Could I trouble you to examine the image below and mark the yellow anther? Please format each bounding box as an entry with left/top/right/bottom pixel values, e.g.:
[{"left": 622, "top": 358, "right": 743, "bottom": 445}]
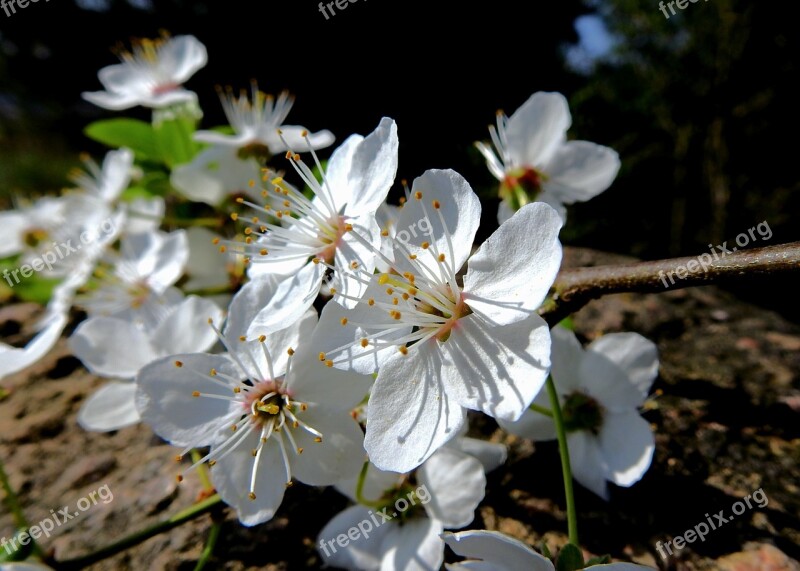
[
  {"left": 248, "top": 180, "right": 255, "bottom": 188},
  {"left": 192, "top": 391, "right": 200, "bottom": 397},
  {"left": 208, "top": 460, "right": 217, "bottom": 467},
  {"left": 432, "top": 199, "right": 441, "bottom": 209},
  {"left": 368, "top": 298, "right": 375, "bottom": 306},
  {"left": 176, "top": 475, "right": 183, "bottom": 483},
  {"left": 345, "top": 223, "right": 353, "bottom": 231},
  {"left": 297, "top": 447, "right": 304, "bottom": 454},
  {"left": 325, "top": 360, "right": 334, "bottom": 368},
  {"left": 381, "top": 230, "right": 389, "bottom": 237},
  {"left": 399, "top": 346, "right": 408, "bottom": 355},
  {"left": 230, "top": 213, "right": 239, "bottom": 221},
  {"left": 248, "top": 492, "right": 257, "bottom": 500},
  {"left": 319, "top": 352, "right": 326, "bottom": 361},
  {"left": 239, "top": 335, "right": 247, "bottom": 342},
  {"left": 408, "top": 287, "right": 418, "bottom": 296},
  {"left": 312, "top": 257, "right": 321, "bottom": 264},
  {"left": 244, "top": 227, "right": 253, "bottom": 235},
  {"left": 421, "top": 241, "right": 430, "bottom": 249},
  {"left": 402, "top": 293, "right": 410, "bottom": 300},
  {"left": 260, "top": 249, "right": 268, "bottom": 256},
  {"left": 175, "top": 360, "right": 183, "bottom": 367},
  {"left": 212, "top": 237, "right": 220, "bottom": 245},
  {"left": 219, "top": 246, "right": 227, "bottom": 253},
  {"left": 314, "top": 437, "right": 322, "bottom": 443},
  {"left": 350, "top": 261, "right": 359, "bottom": 269},
  {"left": 378, "top": 274, "right": 389, "bottom": 285},
  {"left": 409, "top": 254, "right": 417, "bottom": 260},
  {"left": 438, "top": 253, "right": 446, "bottom": 262},
  {"left": 360, "top": 338, "right": 369, "bottom": 348},
  {"left": 392, "top": 297, "right": 399, "bottom": 305},
  {"left": 386, "top": 287, "right": 394, "bottom": 295},
  {"left": 233, "top": 387, "right": 241, "bottom": 393},
  {"left": 258, "top": 335, "right": 266, "bottom": 342},
  {"left": 257, "top": 402, "right": 280, "bottom": 415},
  {"left": 340, "top": 317, "right": 348, "bottom": 326},
  {"left": 414, "top": 191, "right": 423, "bottom": 200},
  {"left": 287, "top": 348, "right": 295, "bottom": 356}
]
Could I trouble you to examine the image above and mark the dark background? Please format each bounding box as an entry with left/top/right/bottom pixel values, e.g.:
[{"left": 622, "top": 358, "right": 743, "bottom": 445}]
[{"left": 0, "top": 0, "right": 797, "bottom": 318}]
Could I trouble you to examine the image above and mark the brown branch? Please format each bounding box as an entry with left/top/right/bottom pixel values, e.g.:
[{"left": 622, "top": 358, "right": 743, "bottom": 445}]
[{"left": 539, "top": 241, "right": 800, "bottom": 327}]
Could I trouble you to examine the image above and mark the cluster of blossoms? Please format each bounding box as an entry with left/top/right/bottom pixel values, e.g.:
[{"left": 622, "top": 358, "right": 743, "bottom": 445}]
[{"left": 1, "top": 33, "right": 660, "bottom": 569}]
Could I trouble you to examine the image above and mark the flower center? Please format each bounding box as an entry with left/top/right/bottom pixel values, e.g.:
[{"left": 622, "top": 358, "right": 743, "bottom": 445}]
[
  {"left": 375, "top": 479, "right": 426, "bottom": 524},
  {"left": 237, "top": 142, "right": 272, "bottom": 162},
  {"left": 22, "top": 228, "right": 49, "bottom": 249},
  {"left": 243, "top": 379, "right": 297, "bottom": 429},
  {"left": 317, "top": 215, "right": 347, "bottom": 264},
  {"left": 562, "top": 391, "right": 604, "bottom": 434},
  {"left": 501, "top": 167, "right": 544, "bottom": 210}
]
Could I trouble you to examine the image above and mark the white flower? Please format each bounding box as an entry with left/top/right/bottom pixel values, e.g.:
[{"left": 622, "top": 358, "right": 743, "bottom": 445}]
[
  {"left": 69, "top": 295, "right": 223, "bottom": 432},
  {"left": 443, "top": 530, "right": 555, "bottom": 571},
  {"left": 315, "top": 169, "right": 562, "bottom": 472},
  {"left": 136, "top": 282, "right": 371, "bottom": 526},
  {"left": 475, "top": 91, "right": 620, "bottom": 223},
  {"left": 195, "top": 83, "right": 334, "bottom": 156},
  {"left": 318, "top": 438, "right": 499, "bottom": 571},
  {"left": 499, "top": 326, "right": 659, "bottom": 499},
  {"left": 444, "top": 530, "right": 656, "bottom": 570},
  {"left": 223, "top": 117, "right": 398, "bottom": 332},
  {"left": 82, "top": 34, "right": 207, "bottom": 111},
  {"left": 78, "top": 229, "right": 189, "bottom": 330}
]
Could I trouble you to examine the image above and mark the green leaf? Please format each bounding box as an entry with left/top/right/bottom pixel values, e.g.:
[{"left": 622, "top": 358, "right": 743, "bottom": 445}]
[
  {"left": 154, "top": 116, "right": 199, "bottom": 168},
  {"left": 85, "top": 119, "right": 160, "bottom": 160},
  {"left": 556, "top": 544, "right": 585, "bottom": 571},
  {"left": 13, "top": 274, "right": 59, "bottom": 304},
  {"left": 540, "top": 541, "right": 553, "bottom": 560},
  {"left": 558, "top": 316, "right": 576, "bottom": 331}
]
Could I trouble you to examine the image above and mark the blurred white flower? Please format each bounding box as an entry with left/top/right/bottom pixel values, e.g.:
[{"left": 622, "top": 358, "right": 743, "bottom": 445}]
[
  {"left": 443, "top": 529, "right": 555, "bottom": 571},
  {"left": 499, "top": 326, "right": 659, "bottom": 499},
  {"left": 82, "top": 34, "right": 207, "bottom": 111},
  {"left": 475, "top": 91, "right": 620, "bottom": 223}
]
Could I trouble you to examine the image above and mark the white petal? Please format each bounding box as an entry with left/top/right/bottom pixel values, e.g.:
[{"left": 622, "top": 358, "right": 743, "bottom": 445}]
[
  {"left": 183, "top": 227, "right": 232, "bottom": 291},
  {"left": 315, "top": 288, "right": 411, "bottom": 376},
  {"left": 69, "top": 317, "right": 157, "bottom": 378},
  {"left": 599, "top": 412, "right": 654, "bottom": 488},
  {"left": 549, "top": 326, "right": 586, "bottom": 394},
  {"left": 225, "top": 268, "right": 321, "bottom": 341},
  {"left": 170, "top": 146, "right": 261, "bottom": 206},
  {"left": 146, "top": 230, "right": 189, "bottom": 292},
  {"left": 439, "top": 313, "right": 551, "bottom": 421},
  {"left": 418, "top": 448, "right": 485, "bottom": 528},
  {"left": 289, "top": 407, "right": 365, "bottom": 486},
  {"left": 448, "top": 437, "right": 508, "bottom": 473},
  {"left": 151, "top": 296, "right": 223, "bottom": 356},
  {"left": 587, "top": 333, "right": 659, "bottom": 400},
  {"left": 81, "top": 89, "right": 144, "bottom": 111},
  {"left": 380, "top": 518, "right": 444, "bottom": 571},
  {"left": 394, "top": 169, "right": 480, "bottom": 278},
  {"left": 365, "top": 341, "right": 466, "bottom": 473},
  {"left": 0, "top": 209, "right": 26, "bottom": 256},
  {"left": 123, "top": 196, "right": 165, "bottom": 234},
  {"left": 505, "top": 92, "right": 570, "bottom": 168},
  {"left": 78, "top": 381, "right": 140, "bottom": 432},
  {"left": 442, "top": 530, "right": 554, "bottom": 571},
  {"left": 0, "top": 312, "right": 67, "bottom": 380},
  {"left": 333, "top": 213, "right": 380, "bottom": 309},
  {"left": 318, "top": 505, "right": 391, "bottom": 570},
  {"left": 135, "top": 353, "right": 239, "bottom": 448},
  {"left": 288, "top": 325, "right": 373, "bottom": 406},
  {"left": 497, "top": 398, "right": 557, "bottom": 442},
  {"left": 94, "top": 148, "right": 134, "bottom": 202},
  {"left": 157, "top": 35, "right": 208, "bottom": 85},
  {"left": 464, "top": 202, "right": 562, "bottom": 325},
  {"left": 211, "top": 431, "right": 286, "bottom": 526},
  {"left": 568, "top": 432, "right": 609, "bottom": 500},
  {"left": 542, "top": 140, "right": 620, "bottom": 203},
  {"left": 325, "top": 117, "right": 398, "bottom": 218}
]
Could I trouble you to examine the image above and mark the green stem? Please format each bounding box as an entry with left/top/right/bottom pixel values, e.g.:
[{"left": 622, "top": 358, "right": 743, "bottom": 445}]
[
  {"left": 355, "top": 461, "right": 383, "bottom": 509},
  {"left": 193, "top": 521, "right": 222, "bottom": 571},
  {"left": 529, "top": 402, "right": 554, "bottom": 417},
  {"left": 545, "top": 376, "right": 579, "bottom": 546},
  {"left": 190, "top": 449, "right": 214, "bottom": 493},
  {"left": 0, "top": 457, "right": 43, "bottom": 557},
  {"left": 54, "top": 494, "right": 223, "bottom": 570},
  {"left": 183, "top": 285, "right": 235, "bottom": 297}
]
